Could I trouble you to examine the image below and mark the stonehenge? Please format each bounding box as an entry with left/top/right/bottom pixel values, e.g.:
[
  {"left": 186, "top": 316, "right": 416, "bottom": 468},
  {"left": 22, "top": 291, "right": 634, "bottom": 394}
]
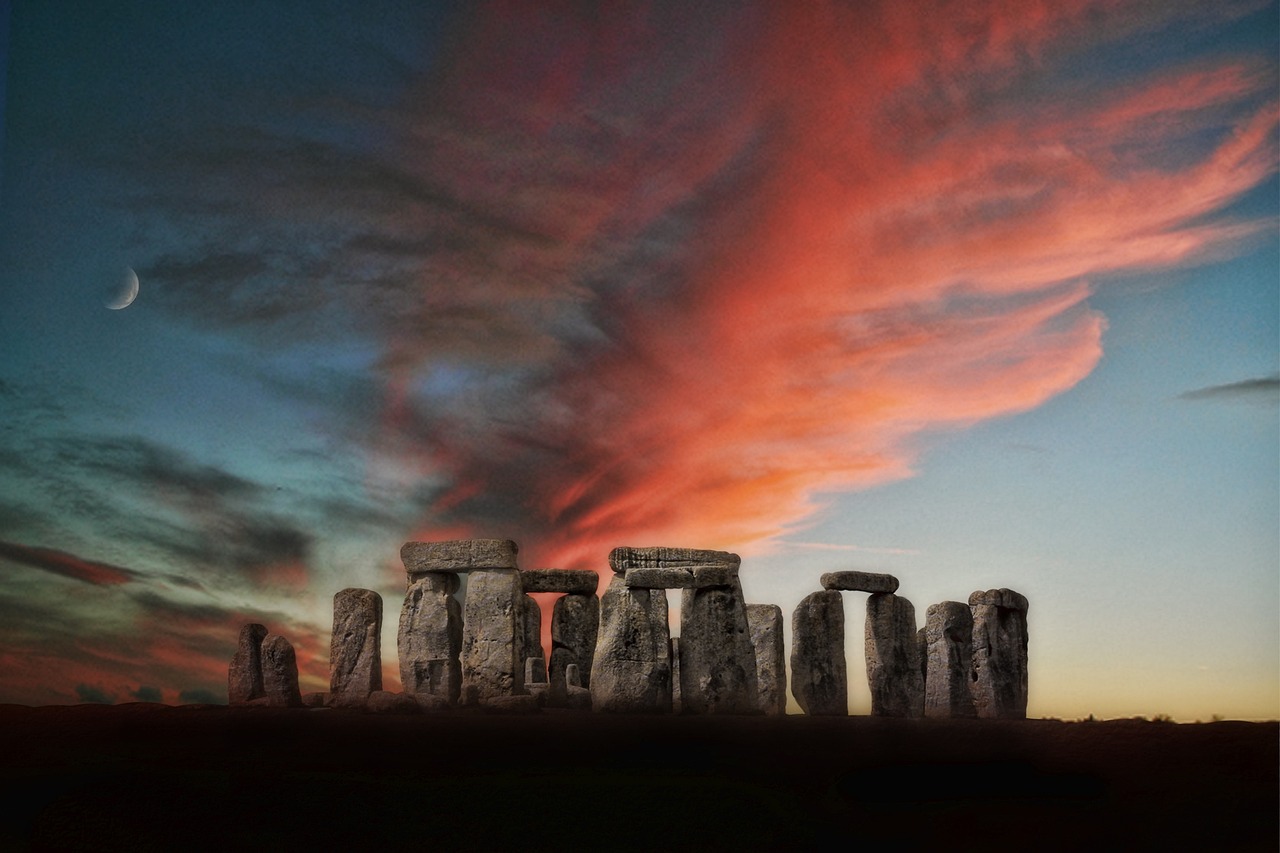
[{"left": 228, "top": 537, "right": 1029, "bottom": 720}]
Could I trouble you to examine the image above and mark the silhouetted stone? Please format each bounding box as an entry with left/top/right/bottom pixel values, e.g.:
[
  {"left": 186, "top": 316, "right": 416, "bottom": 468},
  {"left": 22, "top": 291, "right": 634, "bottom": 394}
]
[
  {"left": 330, "top": 588, "right": 382, "bottom": 704},
  {"left": 401, "top": 539, "right": 519, "bottom": 574},
  {"left": 261, "top": 634, "right": 302, "bottom": 708},
  {"left": 520, "top": 569, "right": 599, "bottom": 595},
  {"left": 398, "top": 573, "right": 462, "bottom": 704},
  {"left": 625, "top": 564, "right": 738, "bottom": 589},
  {"left": 746, "top": 604, "right": 786, "bottom": 715},
  {"left": 462, "top": 569, "right": 524, "bottom": 704},
  {"left": 228, "top": 623, "right": 268, "bottom": 705},
  {"left": 970, "top": 588, "right": 1029, "bottom": 719},
  {"left": 367, "top": 691, "right": 421, "bottom": 715},
  {"left": 924, "top": 601, "right": 975, "bottom": 719},
  {"left": 549, "top": 593, "right": 598, "bottom": 692},
  {"left": 608, "top": 546, "right": 740, "bottom": 574},
  {"left": 865, "top": 593, "right": 924, "bottom": 718},
  {"left": 300, "top": 692, "right": 327, "bottom": 708},
  {"left": 679, "top": 580, "right": 758, "bottom": 714},
  {"left": 821, "top": 571, "right": 899, "bottom": 594},
  {"left": 917, "top": 627, "right": 928, "bottom": 688},
  {"left": 790, "top": 590, "right": 846, "bottom": 716},
  {"left": 590, "top": 575, "right": 671, "bottom": 712}
]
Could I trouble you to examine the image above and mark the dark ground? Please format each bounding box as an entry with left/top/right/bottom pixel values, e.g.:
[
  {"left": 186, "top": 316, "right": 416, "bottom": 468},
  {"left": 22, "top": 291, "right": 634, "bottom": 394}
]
[{"left": 0, "top": 704, "right": 1274, "bottom": 852}]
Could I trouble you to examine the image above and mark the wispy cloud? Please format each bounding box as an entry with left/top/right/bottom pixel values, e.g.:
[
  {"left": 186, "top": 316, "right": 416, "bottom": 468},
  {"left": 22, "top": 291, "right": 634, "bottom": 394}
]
[
  {"left": 1178, "top": 375, "right": 1280, "bottom": 404},
  {"left": 0, "top": 541, "right": 142, "bottom": 586}
]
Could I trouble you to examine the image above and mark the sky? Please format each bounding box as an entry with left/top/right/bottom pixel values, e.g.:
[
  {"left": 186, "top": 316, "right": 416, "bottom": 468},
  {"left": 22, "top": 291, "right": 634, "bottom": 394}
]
[{"left": 0, "top": 0, "right": 1275, "bottom": 720}]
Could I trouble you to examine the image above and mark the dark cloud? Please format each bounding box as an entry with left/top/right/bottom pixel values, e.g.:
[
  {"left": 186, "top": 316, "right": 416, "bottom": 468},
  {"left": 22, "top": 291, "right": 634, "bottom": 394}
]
[
  {"left": 130, "top": 685, "right": 163, "bottom": 702},
  {"left": 64, "top": 435, "right": 261, "bottom": 505},
  {"left": 75, "top": 684, "right": 115, "bottom": 704},
  {"left": 177, "top": 688, "right": 221, "bottom": 705},
  {"left": 1178, "top": 375, "right": 1280, "bottom": 404},
  {"left": 0, "top": 540, "right": 142, "bottom": 586}
]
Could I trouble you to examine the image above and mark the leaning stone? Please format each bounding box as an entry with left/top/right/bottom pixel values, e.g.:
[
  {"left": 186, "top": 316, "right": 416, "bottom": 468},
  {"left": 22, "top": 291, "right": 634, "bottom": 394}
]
[
  {"left": 549, "top": 593, "right": 598, "bottom": 692},
  {"left": 401, "top": 539, "right": 519, "bottom": 573},
  {"left": 790, "top": 590, "right": 847, "bottom": 716},
  {"left": 968, "top": 588, "right": 1029, "bottom": 613},
  {"left": 590, "top": 575, "right": 671, "bottom": 713},
  {"left": 608, "top": 546, "right": 740, "bottom": 574},
  {"left": 625, "top": 564, "right": 738, "bottom": 589},
  {"left": 367, "top": 690, "right": 421, "bottom": 715},
  {"left": 228, "top": 623, "right": 268, "bottom": 705},
  {"left": 261, "top": 634, "right": 303, "bottom": 708},
  {"left": 300, "top": 692, "right": 328, "bottom": 709},
  {"left": 924, "top": 601, "right": 975, "bottom": 719},
  {"left": 821, "top": 571, "right": 899, "bottom": 594},
  {"left": 520, "top": 569, "right": 599, "bottom": 595},
  {"left": 330, "top": 588, "right": 383, "bottom": 702},
  {"left": 865, "top": 593, "right": 924, "bottom": 718},
  {"left": 970, "top": 589, "right": 1029, "bottom": 719},
  {"left": 398, "top": 574, "right": 462, "bottom": 704},
  {"left": 746, "top": 604, "right": 786, "bottom": 716},
  {"left": 679, "top": 580, "right": 758, "bottom": 714},
  {"left": 522, "top": 595, "right": 543, "bottom": 682},
  {"left": 462, "top": 569, "right": 525, "bottom": 704}
]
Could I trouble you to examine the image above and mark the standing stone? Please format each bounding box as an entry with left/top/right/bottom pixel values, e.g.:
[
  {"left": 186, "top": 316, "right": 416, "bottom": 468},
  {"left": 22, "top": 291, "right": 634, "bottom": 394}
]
[
  {"left": 746, "top": 604, "right": 786, "bottom": 716},
  {"left": 924, "top": 601, "right": 975, "bottom": 719},
  {"left": 228, "top": 623, "right": 268, "bottom": 705},
  {"left": 522, "top": 594, "right": 544, "bottom": 685},
  {"left": 462, "top": 569, "right": 525, "bottom": 703},
  {"left": 670, "top": 638, "right": 682, "bottom": 714},
  {"left": 397, "top": 572, "right": 462, "bottom": 704},
  {"left": 330, "top": 588, "right": 383, "bottom": 704},
  {"left": 790, "top": 590, "right": 847, "bottom": 716},
  {"left": 261, "top": 634, "right": 302, "bottom": 707},
  {"left": 549, "top": 593, "right": 598, "bottom": 692},
  {"left": 969, "top": 588, "right": 1029, "bottom": 719},
  {"left": 590, "top": 575, "right": 671, "bottom": 713},
  {"left": 865, "top": 593, "right": 924, "bottom": 718},
  {"left": 679, "top": 579, "right": 758, "bottom": 714}
]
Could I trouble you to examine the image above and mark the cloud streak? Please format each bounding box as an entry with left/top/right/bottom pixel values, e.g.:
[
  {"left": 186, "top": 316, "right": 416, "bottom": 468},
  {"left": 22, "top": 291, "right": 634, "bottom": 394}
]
[
  {"left": 1179, "top": 375, "right": 1280, "bottom": 404},
  {"left": 0, "top": 541, "right": 141, "bottom": 586}
]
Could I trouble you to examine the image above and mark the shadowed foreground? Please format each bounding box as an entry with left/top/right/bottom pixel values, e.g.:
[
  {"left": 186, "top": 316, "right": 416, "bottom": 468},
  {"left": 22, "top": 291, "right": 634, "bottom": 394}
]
[{"left": 1, "top": 705, "right": 1274, "bottom": 851}]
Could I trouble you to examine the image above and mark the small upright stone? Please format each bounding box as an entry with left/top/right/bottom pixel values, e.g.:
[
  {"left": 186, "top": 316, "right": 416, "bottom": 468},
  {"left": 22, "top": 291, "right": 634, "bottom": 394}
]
[
  {"left": 746, "top": 604, "right": 786, "bottom": 716},
  {"left": 462, "top": 569, "right": 525, "bottom": 703},
  {"left": 608, "top": 546, "right": 740, "bottom": 574},
  {"left": 228, "top": 623, "right": 268, "bottom": 705},
  {"left": 401, "top": 539, "right": 519, "bottom": 574},
  {"left": 865, "top": 593, "right": 924, "bottom": 718},
  {"left": 969, "top": 588, "right": 1029, "bottom": 719},
  {"left": 679, "top": 580, "right": 758, "bottom": 714},
  {"left": 520, "top": 569, "right": 599, "bottom": 595},
  {"left": 261, "top": 634, "right": 303, "bottom": 707},
  {"left": 330, "top": 588, "right": 383, "bottom": 704},
  {"left": 790, "top": 590, "right": 846, "bottom": 716},
  {"left": 397, "top": 573, "right": 462, "bottom": 704},
  {"left": 924, "top": 601, "right": 974, "bottom": 719},
  {"left": 549, "top": 593, "right": 598, "bottom": 692},
  {"left": 590, "top": 575, "right": 671, "bottom": 712},
  {"left": 821, "top": 571, "right": 899, "bottom": 594}
]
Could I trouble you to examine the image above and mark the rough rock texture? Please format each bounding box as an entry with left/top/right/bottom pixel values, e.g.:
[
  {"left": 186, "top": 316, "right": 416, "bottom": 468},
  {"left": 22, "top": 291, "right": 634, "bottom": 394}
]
[
  {"left": 521, "top": 594, "right": 544, "bottom": 683},
  {"left": 679, "top": 580, "right": 758, "bottom": 714},
  {"left": 968, "top": 588, "right": 1029, "bottom": 612},
  {"left": 300, "top": 692, "right": 327, "bottom": 708},
  {"left": 608, "top": 546, "right": 739, "bottom": 574},
  {"left": 330, "top": 588, "right": 383, "bottom": 702},
  {"left": 970, "top": 589, "right": 1029, "bottom": 719},
  {"left": 524, "top": 657, "right": 547, "bottom": 685},
  {"left": 917, "top": 627, "right": 928, "bottom": 688},
  {"left": 519, "top": 569, "right": 599, "bottom": 595},
  {"left": 746, "top": 604, "right": 786, "bottom": 716},
  {"left": 590, "top": 576, "right": 671, "bottom": 713},
  {"left": 865, "top": 593, "right": 924, "bottom": 718},
  {"left": 479, "top": 694, "right": 541, "bottom": 714},
  {"left": 790, "top": 590, "right": 847, "bottom": 716},
  {"left": 461, "top": 569, "right": 524, "bottom": 704},
  {"left": 924, "top": 601, "right": 975, "bottom": 719},
  {"left": 401, "top": 539, "right": 519, "bottom": 574},
  {"left": 228, "top": 623, "right": 268, "bottom": 705},
  {"left": 821, "top": 571, "right": 899, "bottom": 594},
  {"left": 549, "top": 593, "right": 598, "bottom": 692},
  {"left": 366, "top": 691, "right": 421, "bottom": 715},
  {"left": 397, "top": 573, "right": 462, "bottom": 704},
  {"left": 670, "top": 638, "right": 682, "bottom": 714},
  {"left": 261, "top": 634, "right": 303, "bottom": 708},
  {"left": 624, "top": 565, "right": 737, "bottom": 589}
]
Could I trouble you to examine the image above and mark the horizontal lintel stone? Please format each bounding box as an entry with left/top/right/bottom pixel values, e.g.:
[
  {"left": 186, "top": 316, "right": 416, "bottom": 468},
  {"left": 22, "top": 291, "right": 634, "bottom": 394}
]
[
  {"left": 520, "top": 569, "right": 600, "bottom": 595},
  {"left": 968, "top": 588, "right": 1028, "bottom": 612},
  {"left": 623, "top": 564, "right": 738, "bottom": 589},
  {"left": 821, "top": 571, "right": 899, "bottom": 594},
  {"left": 608, "top": 546, "right": 740, "bottom": 574},
  {"left": 401, "top": 539, "right": 519, "bottom": 573}
]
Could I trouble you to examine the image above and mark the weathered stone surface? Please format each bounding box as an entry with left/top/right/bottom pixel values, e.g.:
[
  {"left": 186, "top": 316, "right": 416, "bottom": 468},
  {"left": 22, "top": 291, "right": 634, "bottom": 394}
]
[
  {"left": 746, "top": 604, "right": 786, "bottom": 716},
  {"left": 414, "top": 694, "right": 451, "bottom": 713},
  {"left": 608, "top": 546, "right": 739, "bottom": 574},
  {"left": 397, "top": 575, "right": 462, "bottom": 704},
  {"left": 821, "top": 571, "right": 899, "bottom": 594},
  {"left": 790, "top": 590, "right": 847, "bottom": 716},
  {"left": 865, "top": 593, "right": 924, "bottom": 718},
  {"left": 366, "top": 690, "right": 421, "bottom": 715},
  {"left": 670, "top": 638, "right": 682, "bottom": 714},
  {"left": 549, "top": 593, "right": 598, "bottom": 692},
  {"left": 590, "top": 576, "right": 671, "bottom": 713},
  {"left": 300, "top": 692, "right": 328, "bottom": 709},
  {"left": 970, "top": 589, "right": 1029, "bottom": 720},
  {"left": 924, "top": 601, "right": 975, "bottom": 719},
  {"left": 968, "top": 588, "right": 1029, "bottom": 613},
  {"left": 461, "top": 569, "right": 524, "bottom": 704},
  {"left": 679, "top": 580, "right": 758, "bottom": 714},
  {"left": 519, "top": 569, "right": 599, "bottom": 595},
  {"left": 480, "top": 694, "right": 541, "bottom": 714},
  {"left": 564, "top": 663, "right": 583, "bottom": 688},
  {"left": 524, "top": 656, "right": 547, "bottom": 685},
  {"left": 405, "top": 571, "right": 461, "bottom": 594},
  {"left": 330, "top": 588, "right": 382, "bottom": 702},
  {"left": 624, "top": 564, "right": 737, "bottom": 589},
  {"left": 521, "top": 594, "right": 544, "bottom": 684},
  {"left": 401, "top": 539, "right": 519, "bottom": 574},
  {"left": 228, "top": 623, "right": 268, "bottom": 705},
  {"left": 261, "top": 634, "right": 303, "bottom": 708}
]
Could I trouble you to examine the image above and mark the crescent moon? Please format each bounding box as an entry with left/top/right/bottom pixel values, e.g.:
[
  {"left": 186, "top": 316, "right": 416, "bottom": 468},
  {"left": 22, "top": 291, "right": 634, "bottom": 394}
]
[{"left": 106, "top": 267, "right": 139, "bottom": 310}]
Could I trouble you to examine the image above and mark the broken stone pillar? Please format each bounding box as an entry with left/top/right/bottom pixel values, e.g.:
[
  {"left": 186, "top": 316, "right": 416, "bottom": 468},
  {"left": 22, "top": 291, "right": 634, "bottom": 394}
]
[
  {"left": 924, "top": 601, "right": 975, "bottom": 719},
  {"left": 679, "top": 579, "right": 758, "bottom": 715},
  {"left": 330, "top": 588, "right": 383, "bottom": 704},
  {"left": 397, "top": 572, "right": 462, "bottom": 704},
  {"left": 549, "top": 592, "right": 599, "bottom": 693},
  {"left": 865, "top": 593, "right": 924, "bottom": 718},
  {"left": 969, "top": 588, "right": 1029, "bottom": 719},
  {"left": 790, "top": 590, "right": 846, "bottom": 716},
  {"left": 228, "top": 623, "right": 268, "bottom": 705},
  {"left": 462, "top": 569, "right": 525, "bottom": 703},
  {"left": 522, "top": 594, "right": 544, "bottom": 685},
  {"left": 746, "top": 604, "right": 786, "bottom": 716},
  {"left": 590, "top": 575, "right": 671, "bottom": 713},
  {"left": 261, "top": 634, "right": 302, "bottom": 707}
]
